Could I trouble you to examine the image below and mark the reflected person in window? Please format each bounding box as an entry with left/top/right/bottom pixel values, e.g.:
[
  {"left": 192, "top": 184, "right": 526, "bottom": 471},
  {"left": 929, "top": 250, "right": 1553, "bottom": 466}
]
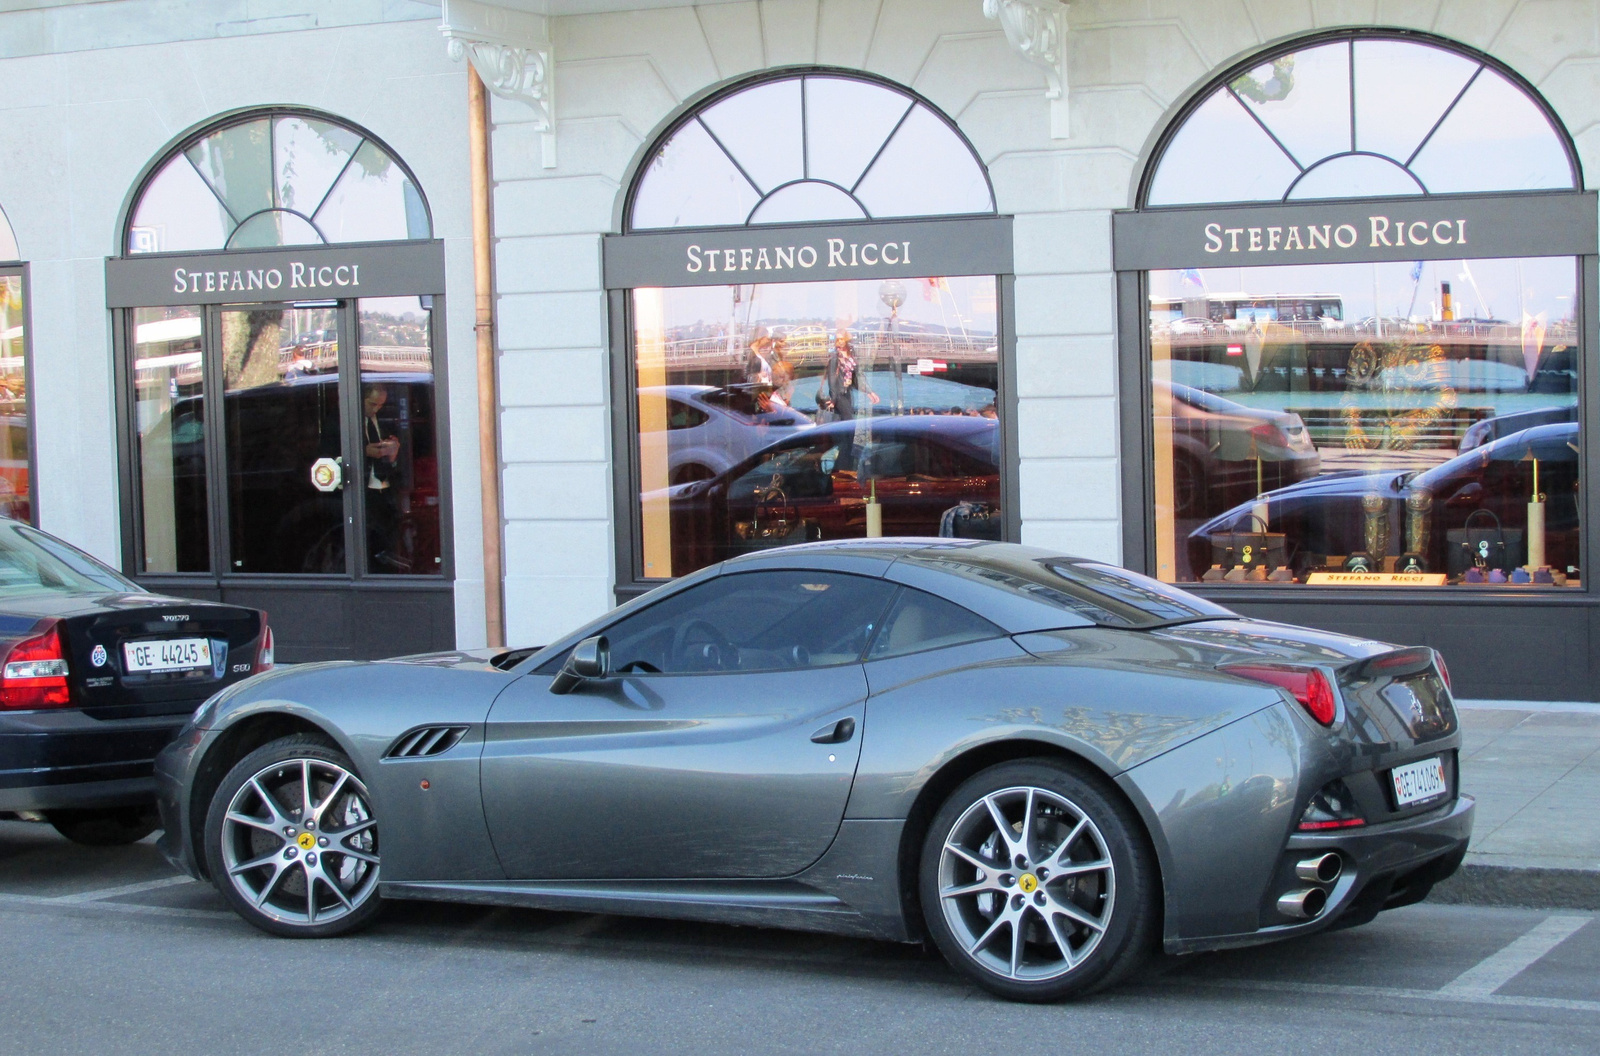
[
  {"left": 817, "top": 331, "right": 879, "bottom": 469},
  {"left": 363, "top": 383, "right": 403, "bottom": 571}
]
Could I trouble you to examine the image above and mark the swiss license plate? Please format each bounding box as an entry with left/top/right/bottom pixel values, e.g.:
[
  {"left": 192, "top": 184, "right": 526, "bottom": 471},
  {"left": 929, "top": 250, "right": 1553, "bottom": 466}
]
[
  {"left": 1391, "top": 756, "right": 1448, "bottom": 807},
  {"left": 123, "top": 638, "right": 211, "bottom": 673}
]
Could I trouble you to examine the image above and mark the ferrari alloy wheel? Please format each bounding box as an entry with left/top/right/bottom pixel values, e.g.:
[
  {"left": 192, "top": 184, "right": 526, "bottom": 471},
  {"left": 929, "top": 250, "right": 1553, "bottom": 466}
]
[
  {"left": 204, "top": 735, "right": 382, "bottom": 938},
  {"left": 921, "top": 760, "right": 1157, "bottom": 1001}
]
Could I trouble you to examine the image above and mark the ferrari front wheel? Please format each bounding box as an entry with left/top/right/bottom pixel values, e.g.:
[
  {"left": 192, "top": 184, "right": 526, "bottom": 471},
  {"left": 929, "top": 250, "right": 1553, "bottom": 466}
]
[
  {"left": 204, "top": 734, "right": 382, "bottom": 938},
  {"left": 920, "top": 759, "right": 1157, "bottom": 1001}
]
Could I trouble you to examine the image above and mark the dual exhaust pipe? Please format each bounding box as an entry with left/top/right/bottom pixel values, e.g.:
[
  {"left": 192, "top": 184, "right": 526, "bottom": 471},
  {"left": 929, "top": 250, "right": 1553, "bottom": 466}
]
[{"left": 1277, "top": 853, "right": 1343, "bottom": 920}]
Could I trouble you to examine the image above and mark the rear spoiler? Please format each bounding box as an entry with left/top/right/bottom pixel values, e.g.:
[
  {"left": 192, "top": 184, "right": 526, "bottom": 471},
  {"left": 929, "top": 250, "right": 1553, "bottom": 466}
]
[{"left": 1346, "top": 646, "right": 1439, "bottom": 683}]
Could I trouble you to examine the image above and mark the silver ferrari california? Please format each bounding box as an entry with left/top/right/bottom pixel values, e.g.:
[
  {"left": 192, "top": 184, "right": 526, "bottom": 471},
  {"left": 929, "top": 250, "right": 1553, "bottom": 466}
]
[{"left": 154, "top": 540, "right": 1472, "bottom": 1001}]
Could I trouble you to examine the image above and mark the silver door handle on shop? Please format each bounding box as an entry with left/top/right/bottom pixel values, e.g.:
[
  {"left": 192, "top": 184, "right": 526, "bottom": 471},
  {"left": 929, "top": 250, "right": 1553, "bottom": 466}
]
[{"left": 810, "top": 717, "right": 856, "bottom": 744}]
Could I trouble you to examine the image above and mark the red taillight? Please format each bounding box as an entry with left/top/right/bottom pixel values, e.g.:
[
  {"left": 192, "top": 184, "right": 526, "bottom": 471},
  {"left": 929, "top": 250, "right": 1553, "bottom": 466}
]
[
  {"left": 1249, "top": 422, "right": 1289, "bottom": 448},
  {"left": 1224, "top": 663, "right": 1337, "bottom": 726},
  {"left": 256, "top": 619, "right": 274, "bottom": 672},
  {"left": 1435, "top": 653, "right": 1451, "bottom": 691},
  {"left": 1, "top": 620, "right": 71, "bottom": 710}
]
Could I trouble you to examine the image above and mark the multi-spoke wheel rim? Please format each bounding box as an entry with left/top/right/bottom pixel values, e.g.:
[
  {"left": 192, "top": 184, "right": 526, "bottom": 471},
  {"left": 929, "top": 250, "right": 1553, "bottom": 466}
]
[
  {"left": 938, "top": 785, "right": 1115, "bottom": 982},
  {"left": 220, "top": 758, "right": 379, "bottom": 927}
]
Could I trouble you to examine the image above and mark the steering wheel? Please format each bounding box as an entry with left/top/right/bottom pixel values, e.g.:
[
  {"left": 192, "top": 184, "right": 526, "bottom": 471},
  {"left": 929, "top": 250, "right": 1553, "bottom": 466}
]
[{"left": 671, "top": 618, "right": 737, "bottom": 672}]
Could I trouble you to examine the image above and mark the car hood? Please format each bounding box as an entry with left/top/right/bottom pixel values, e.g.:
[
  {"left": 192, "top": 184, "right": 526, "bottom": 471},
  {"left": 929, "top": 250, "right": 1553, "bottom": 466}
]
[{"left": 380, "top": 647, "right": 526, "bottom": 673}]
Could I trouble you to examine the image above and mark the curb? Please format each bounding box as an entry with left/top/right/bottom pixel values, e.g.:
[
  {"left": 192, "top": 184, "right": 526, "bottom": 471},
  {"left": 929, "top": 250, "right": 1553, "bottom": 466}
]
[{"left": 1428, "top": 863, "right": 1600, "bottom": 911}]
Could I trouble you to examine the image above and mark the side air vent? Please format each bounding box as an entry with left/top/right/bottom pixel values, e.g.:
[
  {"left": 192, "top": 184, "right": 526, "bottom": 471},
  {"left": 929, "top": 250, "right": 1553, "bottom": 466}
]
[{"left": 385, "top": 725, "right": 470, "bottom": 759}]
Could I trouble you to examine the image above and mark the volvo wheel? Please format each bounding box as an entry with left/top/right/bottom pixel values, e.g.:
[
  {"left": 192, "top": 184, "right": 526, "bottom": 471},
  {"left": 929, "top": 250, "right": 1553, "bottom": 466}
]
[
  {"left": 920, "top": 759, "right": 1157, "bottom": 1001},
  {"left": 204, "top": 734, "right": 382, "bottom": 938}
]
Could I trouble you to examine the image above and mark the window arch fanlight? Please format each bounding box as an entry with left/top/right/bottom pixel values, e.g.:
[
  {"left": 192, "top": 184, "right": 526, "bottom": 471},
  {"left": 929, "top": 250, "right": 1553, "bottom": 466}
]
[
  {"left": 0, "top": 203, "right": 16, "bottom": 261},
  {"left": 627, "top": 71, "right": 995, "bottom": 230},
  {"left": 1143, "top": 31, "right": 1579, "bottom": 206},
  {"left": 125, "top": 109, "right": 431, "bottom": 255}
]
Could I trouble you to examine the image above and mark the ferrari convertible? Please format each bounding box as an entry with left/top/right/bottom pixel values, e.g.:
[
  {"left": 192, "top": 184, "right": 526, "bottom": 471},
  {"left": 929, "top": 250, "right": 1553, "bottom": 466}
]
[{"left": 155, "top": 540, "right": 1472, "bottom": 1001}]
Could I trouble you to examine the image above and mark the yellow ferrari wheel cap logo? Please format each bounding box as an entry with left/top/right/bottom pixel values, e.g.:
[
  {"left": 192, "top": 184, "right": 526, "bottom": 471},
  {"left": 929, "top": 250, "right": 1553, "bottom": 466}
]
[
  {"left": 296, "top": 832, "right": 316, "bottom": 850},
  {"left": 1018, "top": 873, "right": 1038, "bottom": 894}
]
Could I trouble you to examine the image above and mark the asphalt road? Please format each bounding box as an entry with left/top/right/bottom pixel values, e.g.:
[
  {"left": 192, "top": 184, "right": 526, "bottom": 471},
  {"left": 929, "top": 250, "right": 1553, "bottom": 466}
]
[{"left": 1, "top": 819, "right": 1597, "bottom": 1056}]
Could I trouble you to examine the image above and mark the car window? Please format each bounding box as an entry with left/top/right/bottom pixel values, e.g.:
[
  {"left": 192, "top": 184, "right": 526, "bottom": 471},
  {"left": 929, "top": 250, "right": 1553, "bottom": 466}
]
[
  {"left": 602, "top": 570, "right": 897, "bottom": 674},
  {"left": 729, "top": 435, "right": 840, "bottom": 500},
  {"left": 666, "top": 400, "right": 709, "bottom": 429},
  {"left": 0, "top": 523, "right": 142, "bottom": 597},
  {"left": 867, "top": 587, "right": 1002, "bottom": 660}
]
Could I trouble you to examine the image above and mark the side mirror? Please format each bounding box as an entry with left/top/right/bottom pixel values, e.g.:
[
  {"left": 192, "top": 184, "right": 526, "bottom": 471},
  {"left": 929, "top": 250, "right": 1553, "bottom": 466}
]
[{"left": 550, "top": 635, "right": 609, "bottom": 695}]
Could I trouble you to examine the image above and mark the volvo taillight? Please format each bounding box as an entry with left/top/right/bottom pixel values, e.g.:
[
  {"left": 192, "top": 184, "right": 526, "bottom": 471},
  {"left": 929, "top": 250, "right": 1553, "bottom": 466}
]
[
  {"left": 0, "top": 620, "right": 71, "bottom": 710},
  {"left": 256, "top": 619, "right": 274, "bottom": 672},
  {"left": 1223, "top": 663, "right": 1337, "bottom": 726}
]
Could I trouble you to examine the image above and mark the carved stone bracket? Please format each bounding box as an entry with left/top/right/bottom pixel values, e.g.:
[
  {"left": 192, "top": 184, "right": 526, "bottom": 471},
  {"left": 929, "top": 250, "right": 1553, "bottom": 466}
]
[
  {"left": 441, "top": 0, "right": 556, "bottom": 167},
  {"left": 983, "top": 0, "right": 1070, "bottom": 139}
]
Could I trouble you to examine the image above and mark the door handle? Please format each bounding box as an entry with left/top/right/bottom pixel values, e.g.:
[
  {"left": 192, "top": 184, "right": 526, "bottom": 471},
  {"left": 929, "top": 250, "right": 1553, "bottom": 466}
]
[{"left": 810, "top": 717, "right": 856, "bottom": 744}]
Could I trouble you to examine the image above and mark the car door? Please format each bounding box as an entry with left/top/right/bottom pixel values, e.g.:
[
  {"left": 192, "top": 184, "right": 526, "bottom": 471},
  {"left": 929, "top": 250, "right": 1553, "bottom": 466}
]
[{"left": 480, "top": 568, "right": 898, "bottom": 880}]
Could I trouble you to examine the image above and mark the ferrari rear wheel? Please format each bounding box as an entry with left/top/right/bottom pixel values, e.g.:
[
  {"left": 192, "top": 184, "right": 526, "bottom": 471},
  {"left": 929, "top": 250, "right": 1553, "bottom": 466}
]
[
  {"left": 204, "top": 734, "right": 382, "bottom": 938},
  {"left": 920, "top": 759, "right": 1157, "bottom": 1001}
]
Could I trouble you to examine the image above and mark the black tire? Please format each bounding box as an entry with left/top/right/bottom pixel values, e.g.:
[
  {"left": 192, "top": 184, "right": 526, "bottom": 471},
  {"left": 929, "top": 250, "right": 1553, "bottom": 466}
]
[
  {"left": 47, "top": 806, "right": 159, "bottom": 847},
  {"left": 919, "top": 759, "right": 1158, "bottom": 1002},
  {"left": 203, "top": 733, "right": 383, "bottom": 939}
]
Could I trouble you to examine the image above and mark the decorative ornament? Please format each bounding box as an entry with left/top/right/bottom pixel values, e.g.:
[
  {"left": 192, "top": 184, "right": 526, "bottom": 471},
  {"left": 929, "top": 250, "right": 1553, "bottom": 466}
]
[
  {"left": 440, "top": 0, "right": 556, "bottom": 168},
  {"left": 983, "top": 0, "right": 1071, "bottom": 138}
]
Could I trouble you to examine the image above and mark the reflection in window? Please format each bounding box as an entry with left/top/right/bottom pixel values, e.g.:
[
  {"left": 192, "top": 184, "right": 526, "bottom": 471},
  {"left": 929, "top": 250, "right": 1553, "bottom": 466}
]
[
  {"left": 1146, "top": 35, "right": 1575, "bottom": 205},
  {"left": 128, "top": 113, "right": 429, "bottom": 254},
  {"left": 359, "top": 297, "right": 441, "bottom": 575},
  {"left": 629, "top": 73, "right": 993, "bottom": 229},
  {"left": 0, "top": 274, "right": 29, "bottom": 523},
  {"left": 635, "top": 276, "right": 1002, "bottom": 578},
  {"left": 132, "top": 306, "right": 207, "bottom": 571},
  {"left": 222, "top": 306, "right": 343, "bottom": 574},
  {"left": 1149, "top": 257, "right": 1581, "bottom": 587}
]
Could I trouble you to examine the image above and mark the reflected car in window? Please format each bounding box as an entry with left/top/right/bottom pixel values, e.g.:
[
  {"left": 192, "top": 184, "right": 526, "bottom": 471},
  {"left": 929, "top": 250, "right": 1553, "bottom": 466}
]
[
  {"left": 155, "top": 539, "right": 1472, "bottom": 1003},
  {"left": 1157, "top": 380, "right": 1320, "bottom": 516},
  {"left": 0, "top": 518, "right": 270, "bottom": 846},
  {"left": 658, "top": 415, "right": 1000, "bottom": 571},
  {"left": 1189, "top": 423, "right": 1580, "bottom": 580},
  {"left": 638, "top": 384, "right": 812, "bottom": 486},
  {"left": 1458, "top": 404, "right": 1577, "bottom": 452}
]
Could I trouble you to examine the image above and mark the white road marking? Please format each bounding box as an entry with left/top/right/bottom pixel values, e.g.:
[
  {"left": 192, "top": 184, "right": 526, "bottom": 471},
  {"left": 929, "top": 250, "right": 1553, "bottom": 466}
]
[
  {"left": 0, "top": 892, "right": 232, "bottom": 922},
  {"left": 1440, "top": 915, "right": 1591, "bottom": 996},
  {"left": 1176, "top": 976, "right": 1600, "bottom": 1015},
  {"left": 52, "top": 874, "right": 197, "bottom": 904}
]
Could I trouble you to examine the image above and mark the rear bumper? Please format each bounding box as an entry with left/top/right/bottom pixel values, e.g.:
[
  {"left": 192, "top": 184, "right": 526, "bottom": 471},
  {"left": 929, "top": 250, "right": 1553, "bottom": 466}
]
[
  {"left": 1168, "top": 793, "right": 1474, "bottom": 955},
  {"left": 0, "top": 709, "right": 186, "bottom": 813}
]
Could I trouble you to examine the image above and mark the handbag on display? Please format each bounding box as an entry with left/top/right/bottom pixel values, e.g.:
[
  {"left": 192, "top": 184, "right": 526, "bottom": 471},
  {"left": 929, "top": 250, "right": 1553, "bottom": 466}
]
[
  {"left": 1208, "top": 516, "right": 1287, "bottom": 571},
  {"left": 938, "top": 501, "right": 1003, "bottom": 540},
  {"left": 734, "top": 484, "right": 812, "bottom": 550},
  {"left": 1446, "top": 509, "right": 1524, "bottom": 576}
]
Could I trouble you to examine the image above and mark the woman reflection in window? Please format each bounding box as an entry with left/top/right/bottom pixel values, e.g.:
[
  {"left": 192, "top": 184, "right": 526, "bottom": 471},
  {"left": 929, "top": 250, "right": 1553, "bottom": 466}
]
[{"left": 818, "top": 330, "right": 878, "bottom": 470}]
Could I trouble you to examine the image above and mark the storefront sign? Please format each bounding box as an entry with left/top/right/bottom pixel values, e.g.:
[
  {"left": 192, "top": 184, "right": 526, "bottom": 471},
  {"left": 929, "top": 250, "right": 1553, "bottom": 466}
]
[
  {"left": 1305, "top": 572, "right": 1449, "bottom": 586},
  {"left": 105, "top": 240, "right": 446, "bottom": 307},
  {"left": 603, "top": 216, "right": 1013, "bottom": 289},
  {"left": 1113, "top": 192, "right": 1597, "bottom": 271}
]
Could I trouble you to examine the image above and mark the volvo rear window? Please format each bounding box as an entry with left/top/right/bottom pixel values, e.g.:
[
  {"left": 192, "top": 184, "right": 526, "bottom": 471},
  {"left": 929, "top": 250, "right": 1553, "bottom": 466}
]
[{"left": 0, "top": 521, "right": 140, "bottom": 597}]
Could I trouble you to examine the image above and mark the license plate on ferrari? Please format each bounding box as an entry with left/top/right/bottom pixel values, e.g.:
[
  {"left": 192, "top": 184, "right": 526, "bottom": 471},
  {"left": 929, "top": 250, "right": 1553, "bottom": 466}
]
[
  {"left": 123, "top": 638, "right": 211, "bottom": 673},
  {"left": 1391, "top": 756, "right": 1447, "bottom": 807}
]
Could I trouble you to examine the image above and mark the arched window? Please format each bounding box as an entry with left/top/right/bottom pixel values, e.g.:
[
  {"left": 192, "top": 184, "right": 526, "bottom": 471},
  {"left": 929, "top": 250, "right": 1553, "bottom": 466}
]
[
  {"left": 605, "top": 71, "right": 1012, "bottom": 589},
  {"left": 1116, "top": 30, "right": 1593, "bottom": 601},
  {"left": 125, "top": 111, "right": 430, "bottom": 255},
  {"left": 1144, "top": 35, "right": 1578, "bottom": 205},
  {"left": 628, "top": 73, "right": 995, "bottom": 229}
]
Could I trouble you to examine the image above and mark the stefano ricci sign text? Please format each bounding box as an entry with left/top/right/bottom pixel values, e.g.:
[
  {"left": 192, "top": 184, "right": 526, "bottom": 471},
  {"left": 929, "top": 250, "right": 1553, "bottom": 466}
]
[
  {"left": 104, "top": 241, "right": 446, "bottom": 308},
  {"left": 1110, "top": 192, "right": 1598, "bottom": 271},
  {"left": 602, "top": 217, "right": 1013, "bottom": 290}
]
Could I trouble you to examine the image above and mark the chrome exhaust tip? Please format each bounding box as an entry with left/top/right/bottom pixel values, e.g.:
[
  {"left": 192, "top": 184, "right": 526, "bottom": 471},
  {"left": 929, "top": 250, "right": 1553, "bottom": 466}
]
[
  {"left": 1295, "top": 852, "right": 1343, "bottom": 884},
  {"left": 1277, "top": 887, "right": 1328, "bottom": 920}
]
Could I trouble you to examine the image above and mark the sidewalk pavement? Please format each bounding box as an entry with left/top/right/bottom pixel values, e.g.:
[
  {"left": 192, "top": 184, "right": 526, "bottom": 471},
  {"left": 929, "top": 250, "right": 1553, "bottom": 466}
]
[{"left": 1430, "top": 700, "right": 1600, "bottom": 910}]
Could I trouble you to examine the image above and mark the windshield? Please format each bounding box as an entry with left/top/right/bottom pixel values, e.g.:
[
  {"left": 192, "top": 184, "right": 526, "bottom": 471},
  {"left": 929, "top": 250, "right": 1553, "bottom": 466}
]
[{"left": 0, "top": 521, "right": 142, "bottom": 597}]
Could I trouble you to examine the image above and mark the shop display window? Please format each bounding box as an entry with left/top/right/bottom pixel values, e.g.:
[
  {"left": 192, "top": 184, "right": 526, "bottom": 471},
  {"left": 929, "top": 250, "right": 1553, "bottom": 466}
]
[
  {"left": 621, "top": 70, "right": 1006, "bottom": 582},
  {"left": 1150, "top": 258, "right": 1582, "bottom": 586},
  {"left": 132, "top": 306, "right": 207, "bottom": 571},
  {"left": 1140, "top": 33, "right": 1585, "bottom": 589},
  {"left": 0, "top": 268, "right": 29, "bottom": 524},
  {"left": 634, "top": 276, "right": 1001, "bottom": 578}
]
